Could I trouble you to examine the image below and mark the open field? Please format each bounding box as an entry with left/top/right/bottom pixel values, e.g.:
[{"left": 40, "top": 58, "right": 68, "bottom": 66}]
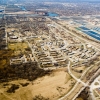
[
  {"left": 71, "top": 66, "right": 86, "bottom": 78},
  {"left": 8, "top": 42, "right": 29, "bottom": 56},
  {"left": 0, "top": 68, "right": 75, "bottom": 100},
  {"left": 32, "top": 68, "right": 75, "bottom": 100},
  {"left": 0, "top": 50, "right": 13, "bottom": 68},
  {"left": 8, "top": 42, "right": 28, "bottom": 51}
]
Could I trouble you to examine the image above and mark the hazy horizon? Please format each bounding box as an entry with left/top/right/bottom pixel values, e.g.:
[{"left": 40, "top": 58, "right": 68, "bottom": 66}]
[{"left": 1, "top": 0, "right": 100, "bottom": 3}]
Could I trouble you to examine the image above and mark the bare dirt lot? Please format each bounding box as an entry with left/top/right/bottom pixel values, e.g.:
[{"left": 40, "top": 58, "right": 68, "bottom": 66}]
[{"left": 0, "top": 68, "right": 75, "bottom": 100}]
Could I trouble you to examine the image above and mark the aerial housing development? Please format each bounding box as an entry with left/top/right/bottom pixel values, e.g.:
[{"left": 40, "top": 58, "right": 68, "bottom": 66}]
[{"left": 0, "top": 0, "right": 100, "bottom": 100}]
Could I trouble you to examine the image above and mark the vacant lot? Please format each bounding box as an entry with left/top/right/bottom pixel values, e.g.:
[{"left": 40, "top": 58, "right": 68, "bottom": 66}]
[
  {"left": 0, "top": 50, "right": 13, "bottom": 68},
  {"left": 8, "top": 42, "right": 30, "bottom": 55},
  {"left": 0, "top": 68, "right": 75, "bottom": 100},
  {"left": 31, "top": 68, "right": 75, "bottom": 100}
]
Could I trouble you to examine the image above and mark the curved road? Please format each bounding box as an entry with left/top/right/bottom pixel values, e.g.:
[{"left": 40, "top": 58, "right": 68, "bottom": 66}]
[{"left": 59, "top": 61, "right": 88, "bottom": 100}]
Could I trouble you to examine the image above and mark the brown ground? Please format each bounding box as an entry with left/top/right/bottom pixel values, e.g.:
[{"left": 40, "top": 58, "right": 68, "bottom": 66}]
[
  {"left": 31, "top": 68, "right": 75, "bottom": 100},
  {"left": 0, "top": 68, "right": 75, "bottom": 100}
]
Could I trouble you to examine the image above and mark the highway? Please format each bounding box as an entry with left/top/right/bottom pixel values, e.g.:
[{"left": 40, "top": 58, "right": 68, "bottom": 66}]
[
  {"left": 67, "top": 61, "right": 87, "bottom": 86},
  {"left": 89, "top": 68, "right": 100, "bottom": 100},
  {"left": 45, "top": 19, "right": 100, "bottom": 100},
  {"left": 51, "top": 19, "right": 100, "bottom": 52},
  {"left": 59, "top": 61, "right": 88, "bottom": 100},
  {"left": 59, "top": 60, "right": 100, "bottom": 100},
  {"left": 2, "top": 15, "right": 99, "bottom": 100}
]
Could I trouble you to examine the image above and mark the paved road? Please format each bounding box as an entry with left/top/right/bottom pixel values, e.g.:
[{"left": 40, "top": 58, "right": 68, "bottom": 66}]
[
  {"left": 89, "top": 69, "right": 100, "bottom": 100},
  {"left": 51, "top": 19, "right": 100, "bottom": 100},
  {"left": 48, "top": 21, "right": 91, "bottom": 100},
  {"left": 27, "top": 41, "right": 41, "bottom": 67},
  {"left": 68, "top": 61, "right": 87, "bottom": 86},
  {"left": 52, "top": 20, "right": 100, "bottom": 52},
  {"left": 59, "top": 61, "right": 88, "bottom": 100}
]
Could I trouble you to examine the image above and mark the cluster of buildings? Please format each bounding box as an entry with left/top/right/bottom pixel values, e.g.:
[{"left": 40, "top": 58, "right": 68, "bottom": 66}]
[{"left": 6, "top": 14, "right": 99, "bottom": 69}]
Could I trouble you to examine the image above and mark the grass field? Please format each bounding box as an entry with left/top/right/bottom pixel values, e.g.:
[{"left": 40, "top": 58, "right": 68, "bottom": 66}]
[
  {"left": 8, "top": 42, "right": 29, "bottom": 55},
  {"left": 0, "top": 50, "right": 13, "bottom": 68},
  {"left": 0, "top": 42, "right": 29, "bottom": 68},
  {"left": 8, "top": 42, "right": 28, "bottom": 51}
]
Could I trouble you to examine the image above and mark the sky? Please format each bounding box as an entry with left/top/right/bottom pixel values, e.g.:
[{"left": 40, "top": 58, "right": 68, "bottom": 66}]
[
  {"left": 26, "top": 0, "right": 100, "bottom": 2},
  {"left": 1, "top": 0, "right": 100, "bottom": 3}
]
